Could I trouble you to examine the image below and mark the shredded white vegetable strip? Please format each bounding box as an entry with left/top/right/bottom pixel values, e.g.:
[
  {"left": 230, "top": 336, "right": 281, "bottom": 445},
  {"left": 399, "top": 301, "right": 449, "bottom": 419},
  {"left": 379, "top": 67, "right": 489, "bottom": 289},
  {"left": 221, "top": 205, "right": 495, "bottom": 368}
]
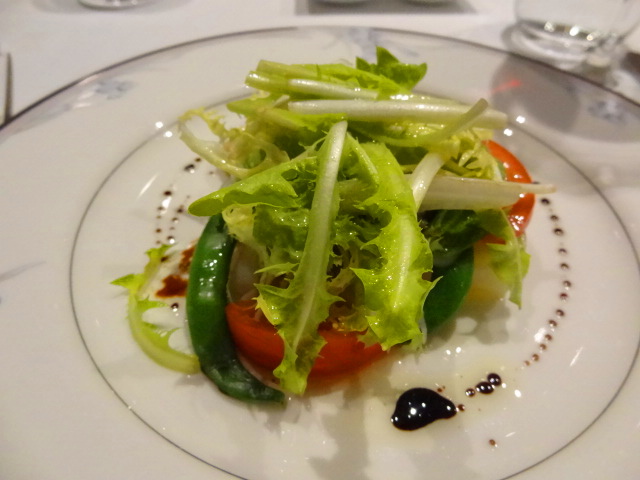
[
  {"left": 288, "top": 99, "right": 507, "bottom": 129},
  {"left": 419, "top": 175, "right": 557, "bottom": 211},
  {"left": 410, "top": 153, "right": 446, "bottom": 211},
  {"left": 288, "top": 78, "right": 379, "bottom": 100}
]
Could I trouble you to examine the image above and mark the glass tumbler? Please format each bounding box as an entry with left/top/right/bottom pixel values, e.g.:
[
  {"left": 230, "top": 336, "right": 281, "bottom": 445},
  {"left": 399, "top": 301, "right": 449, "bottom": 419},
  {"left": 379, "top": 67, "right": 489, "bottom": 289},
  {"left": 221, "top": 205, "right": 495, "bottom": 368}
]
[{"left": 512, "top": 0, "right": 640, "bottom": 69}]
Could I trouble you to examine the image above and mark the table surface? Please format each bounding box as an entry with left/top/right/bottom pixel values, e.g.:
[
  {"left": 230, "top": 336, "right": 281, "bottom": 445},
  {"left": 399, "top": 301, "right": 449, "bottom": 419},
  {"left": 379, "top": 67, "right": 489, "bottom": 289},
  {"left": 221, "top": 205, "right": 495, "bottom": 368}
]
[{"left": 2, "top": 0, "right": 640, "bottom": 114}]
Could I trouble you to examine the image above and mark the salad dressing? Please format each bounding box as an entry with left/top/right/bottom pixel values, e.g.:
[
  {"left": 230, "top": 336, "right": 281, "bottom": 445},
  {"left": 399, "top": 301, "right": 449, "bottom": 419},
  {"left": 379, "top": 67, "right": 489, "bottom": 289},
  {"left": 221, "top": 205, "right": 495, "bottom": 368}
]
[
  {"left": 392, "top": 373, "right": 503, "bottom": 431},
  {"left": 156, "top": 274, "right": 188, "bottom": 297},
  {"left": 391, "top": 388, "right": 457, "bottom": 431}
]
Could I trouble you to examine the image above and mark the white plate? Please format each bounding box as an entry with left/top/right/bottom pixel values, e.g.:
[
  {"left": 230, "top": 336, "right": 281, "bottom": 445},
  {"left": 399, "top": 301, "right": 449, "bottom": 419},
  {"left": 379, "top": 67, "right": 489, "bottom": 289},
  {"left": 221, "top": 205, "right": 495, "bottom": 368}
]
[{"left": 1, "top": 27, "right": 639, "bottom": 480}]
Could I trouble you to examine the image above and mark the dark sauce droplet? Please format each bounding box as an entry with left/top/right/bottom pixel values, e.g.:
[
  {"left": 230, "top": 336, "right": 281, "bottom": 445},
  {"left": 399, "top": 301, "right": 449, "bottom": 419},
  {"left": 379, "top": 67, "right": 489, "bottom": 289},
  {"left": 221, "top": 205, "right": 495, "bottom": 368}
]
[
  {"left": 391, "top": 388, "right": 457, "bottom": 431},
  {"left": 476, "top": 382, "right": 494, "bottom": 394},
  {"left": 487, "top": 373, "right": 502, "bottom": 385}
]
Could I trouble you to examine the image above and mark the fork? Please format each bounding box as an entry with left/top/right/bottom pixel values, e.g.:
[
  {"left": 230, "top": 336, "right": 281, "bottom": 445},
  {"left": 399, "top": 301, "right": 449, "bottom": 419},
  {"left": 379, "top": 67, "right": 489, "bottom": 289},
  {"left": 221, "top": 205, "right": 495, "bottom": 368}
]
[{"left": 1, "top": 49, "right": 12, "bottom": 125}]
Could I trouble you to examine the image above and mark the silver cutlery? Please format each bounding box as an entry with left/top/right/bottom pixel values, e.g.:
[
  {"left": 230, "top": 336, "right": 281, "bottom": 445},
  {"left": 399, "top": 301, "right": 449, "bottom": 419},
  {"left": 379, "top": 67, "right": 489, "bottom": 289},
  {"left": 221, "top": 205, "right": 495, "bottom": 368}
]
[{"left": 1, "top": 49, "right": 12, "bottom": 126}]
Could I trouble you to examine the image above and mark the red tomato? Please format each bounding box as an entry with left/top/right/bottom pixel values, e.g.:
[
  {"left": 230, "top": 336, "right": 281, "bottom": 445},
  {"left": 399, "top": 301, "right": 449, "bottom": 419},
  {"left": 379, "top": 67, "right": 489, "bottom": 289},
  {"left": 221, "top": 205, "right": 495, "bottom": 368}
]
[
  {"left": 226, "top": 300, "right": 385, "bottom": 377},
  {"left": 485, "top": 140, "right": 535, "bottom": 236}
]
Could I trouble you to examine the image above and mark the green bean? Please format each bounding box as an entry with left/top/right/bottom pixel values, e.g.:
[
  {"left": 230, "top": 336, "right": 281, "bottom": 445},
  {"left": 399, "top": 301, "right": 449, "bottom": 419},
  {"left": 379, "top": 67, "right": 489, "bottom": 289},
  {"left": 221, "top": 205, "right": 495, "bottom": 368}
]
[
  {"left": 186, "top": 214, "right": 285, "bottom": 404},
  {"left": 423, "top": 246, "right": 474, "bottom": 332}
]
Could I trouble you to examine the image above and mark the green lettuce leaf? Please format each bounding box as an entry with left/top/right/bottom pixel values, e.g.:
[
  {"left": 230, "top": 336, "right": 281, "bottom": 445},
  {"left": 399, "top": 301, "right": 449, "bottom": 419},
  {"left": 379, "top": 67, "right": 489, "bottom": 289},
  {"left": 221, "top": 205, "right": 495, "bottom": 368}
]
[
  {"left": 351, "top": 142, "right": 434, "bottom": 349},
  {"left": 178, "top": 108, "right": 291, "bottom": 179},
  {"left": 423, "top": 208, "right": 530, "bottom": 306},
  {"left": 256, "top": 121, "right": 348, "bottom": 393},
  {"left": 111, "top": 245, "right": 200, "bottom": 374},
  {"left": 422, "top": 209, "right": 488, "bottom": 267},
  {"left": 252, "top": 49, "right": 417, "bottom": 99},
  {"left": 476, "top": 210, "right": 530, "bottom": 307},
  {"left": 355, "top": 46, "right": 427, "bottom": 90},
  {"left": 189, "top": 153, "right": 319, "bottom": 275}
]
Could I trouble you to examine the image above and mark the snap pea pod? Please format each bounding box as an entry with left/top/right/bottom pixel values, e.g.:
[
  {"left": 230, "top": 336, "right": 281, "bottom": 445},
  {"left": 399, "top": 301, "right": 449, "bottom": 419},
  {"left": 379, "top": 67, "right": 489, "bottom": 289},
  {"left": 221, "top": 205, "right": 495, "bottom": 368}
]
[
  {"left": 423, "top": 246, "right": 474, "bottom": 332},
  {"left": 186, "top": 214, "right": 285, "bottom": 404}
]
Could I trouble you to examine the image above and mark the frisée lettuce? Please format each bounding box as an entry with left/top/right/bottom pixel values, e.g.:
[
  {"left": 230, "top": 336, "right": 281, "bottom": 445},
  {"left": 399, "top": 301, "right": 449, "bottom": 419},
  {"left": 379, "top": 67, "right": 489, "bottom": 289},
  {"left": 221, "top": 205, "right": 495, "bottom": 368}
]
[
  {"left": 189, "top": 121, "right": 434, "bottom": 393},
  {"left": 116, "top": 47, "right": 555, "bottom": 397}
]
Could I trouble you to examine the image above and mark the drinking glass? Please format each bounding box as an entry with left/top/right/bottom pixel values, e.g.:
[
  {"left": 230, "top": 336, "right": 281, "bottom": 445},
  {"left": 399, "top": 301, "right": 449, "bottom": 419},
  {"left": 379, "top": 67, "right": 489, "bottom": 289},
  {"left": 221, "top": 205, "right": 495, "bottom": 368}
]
[{"left": 511, "top": 0, "right": 640, "bottom": 70}]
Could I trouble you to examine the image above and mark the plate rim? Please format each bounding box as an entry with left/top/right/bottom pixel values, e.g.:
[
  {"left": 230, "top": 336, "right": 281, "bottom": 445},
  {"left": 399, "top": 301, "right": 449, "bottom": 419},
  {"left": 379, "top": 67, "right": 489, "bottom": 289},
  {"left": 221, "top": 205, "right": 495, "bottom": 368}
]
[{"left": 1, "top": 25, "right": 639, "bottom": 134}]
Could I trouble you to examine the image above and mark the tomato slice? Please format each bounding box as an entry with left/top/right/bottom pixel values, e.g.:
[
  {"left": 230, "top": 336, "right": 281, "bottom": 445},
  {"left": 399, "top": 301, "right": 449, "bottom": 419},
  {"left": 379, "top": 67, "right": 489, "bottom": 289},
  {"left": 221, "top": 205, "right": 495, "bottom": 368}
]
[
  {"left": 226, "top": 300, "right": 385, "bottom": 377},
  {"left": 485, "top": 140, "right": 535, "bottom": 236}
]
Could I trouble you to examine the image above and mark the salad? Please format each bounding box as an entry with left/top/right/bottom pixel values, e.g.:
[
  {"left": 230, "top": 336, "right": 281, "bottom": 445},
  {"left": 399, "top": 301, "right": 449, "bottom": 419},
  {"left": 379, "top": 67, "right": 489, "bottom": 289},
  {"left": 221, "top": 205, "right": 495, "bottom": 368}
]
[{"left": 113, "top": 47, "right": 554, "bottom": 404}]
